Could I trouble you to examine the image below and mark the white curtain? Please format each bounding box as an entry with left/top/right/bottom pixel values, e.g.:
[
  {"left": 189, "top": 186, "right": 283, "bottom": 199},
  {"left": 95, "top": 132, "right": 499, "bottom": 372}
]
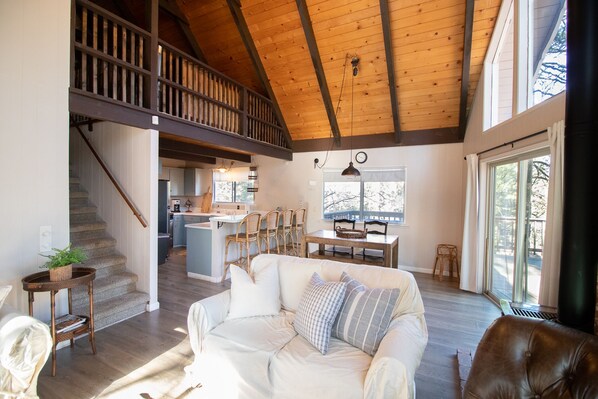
[
  {"left": 539, "top": 120, "right": 565, "bottom": 307},
  {"left": 460, "top": 154, "right": 483, "bottom": 293}
]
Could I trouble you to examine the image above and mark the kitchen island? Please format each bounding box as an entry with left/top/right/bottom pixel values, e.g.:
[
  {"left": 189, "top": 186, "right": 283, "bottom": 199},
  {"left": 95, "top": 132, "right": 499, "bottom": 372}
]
[{"left": 186, "top": 214, "right": 262, "bottom": 282}]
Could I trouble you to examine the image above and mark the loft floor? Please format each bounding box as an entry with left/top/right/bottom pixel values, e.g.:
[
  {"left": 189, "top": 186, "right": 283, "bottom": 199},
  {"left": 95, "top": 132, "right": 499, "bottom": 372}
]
[{"left": 37, "top": 252, "right": 500, "bottom": 399}]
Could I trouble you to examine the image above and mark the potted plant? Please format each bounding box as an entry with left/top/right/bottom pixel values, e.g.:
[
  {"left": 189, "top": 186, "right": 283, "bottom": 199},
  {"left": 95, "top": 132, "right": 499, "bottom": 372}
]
[{"left": 41, "top": 244, "right": 87, "bottom": 282}]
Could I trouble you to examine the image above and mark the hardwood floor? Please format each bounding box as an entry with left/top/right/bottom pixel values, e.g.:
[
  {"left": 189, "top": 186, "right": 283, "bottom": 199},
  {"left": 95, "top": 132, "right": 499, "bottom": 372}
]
[{"left": 37, "top": 252, "right": 500, "bottom": 399}]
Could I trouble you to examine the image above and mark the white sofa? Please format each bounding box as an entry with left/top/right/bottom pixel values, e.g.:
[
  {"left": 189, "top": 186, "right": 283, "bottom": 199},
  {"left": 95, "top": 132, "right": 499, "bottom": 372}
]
[
  {"left": 0, "top": 303, "right": 52, "bottom": 399},
  {"left": 186, "top": 254, "right": 428, "bottom": 399}
]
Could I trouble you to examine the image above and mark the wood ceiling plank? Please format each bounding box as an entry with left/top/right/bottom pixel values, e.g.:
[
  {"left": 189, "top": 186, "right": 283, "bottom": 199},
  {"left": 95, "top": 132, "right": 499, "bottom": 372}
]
[{"left": 458, "top": 0, "right": 474, "bottom": 140}]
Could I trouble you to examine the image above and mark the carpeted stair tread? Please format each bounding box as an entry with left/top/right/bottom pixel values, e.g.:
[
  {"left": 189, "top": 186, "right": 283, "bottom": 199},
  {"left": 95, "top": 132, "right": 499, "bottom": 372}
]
[
  {"left": 73, "top": 291, "right": 149, "bottom": 330},
  {"left": 81, "top": 254, "right": 126, "bottom": 270},
  {"left": 70, "top": 221, "right": 107, "bottom": 232},
  {"left": 70, "top": 205, "right": 97, "bottom": 214},
  {"left": 69, "top": 190, "right": 89, "bottom": 199},
  {"left": 74, "top": 271, "right": 137, "bottom": 296},
  {"left": 72, "top": 236, "right": 116, "bottom": 249}
]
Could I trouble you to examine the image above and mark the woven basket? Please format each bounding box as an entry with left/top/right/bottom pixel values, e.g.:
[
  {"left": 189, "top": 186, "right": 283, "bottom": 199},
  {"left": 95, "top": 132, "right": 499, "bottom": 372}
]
[
  {"left": 49, "top": 264, "right": 73, "bottom": 282},
  {"left": 335, "top": 227, "right": 367, "bottom": 239}
]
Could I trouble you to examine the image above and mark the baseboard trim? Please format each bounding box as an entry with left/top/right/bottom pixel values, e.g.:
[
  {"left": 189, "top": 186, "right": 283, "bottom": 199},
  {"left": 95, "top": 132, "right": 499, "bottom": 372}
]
[
  {"left": 146, "top": 301, "right": 160, "bottom": 312},
  {"left": 398, "top": 265, "right": 456, "bottom": 276},
  {"left": 187, "top": 272, "right": 222, "bottom": 283}
]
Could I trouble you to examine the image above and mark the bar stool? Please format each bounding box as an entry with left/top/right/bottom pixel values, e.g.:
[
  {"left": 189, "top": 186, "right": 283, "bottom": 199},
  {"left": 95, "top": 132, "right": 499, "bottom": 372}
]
[
  {"left": 292, "top": 208, "right": 306, "bottom": 256},
  {"left": 433, "top": 244, "right": 459, "bottom": 281},
  {"left": 260, "top": 210, "right": 280, "bottom": 254},
  {"left": 222, "top": 212, "right": 262, "bottom": 283},
  {"left": 278, "top": 209, "right": 294, "bottom": 255}
]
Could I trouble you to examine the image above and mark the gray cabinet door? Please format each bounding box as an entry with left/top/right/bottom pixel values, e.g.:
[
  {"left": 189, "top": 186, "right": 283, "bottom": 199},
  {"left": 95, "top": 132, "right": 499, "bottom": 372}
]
[{"left": 173, "top": 216, "right": 185, "bottom": 247}]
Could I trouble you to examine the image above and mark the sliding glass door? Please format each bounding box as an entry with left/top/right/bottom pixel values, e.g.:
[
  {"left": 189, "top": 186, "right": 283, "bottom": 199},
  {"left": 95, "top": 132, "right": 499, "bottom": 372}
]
[{"left": 486, "top": 150, "right": 550, "bottom": 304}]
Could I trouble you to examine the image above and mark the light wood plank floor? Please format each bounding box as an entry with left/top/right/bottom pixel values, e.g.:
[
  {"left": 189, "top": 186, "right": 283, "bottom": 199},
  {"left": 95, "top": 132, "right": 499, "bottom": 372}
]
[{"left": 37, "top": 252, "right": 500, "bottom": 399}]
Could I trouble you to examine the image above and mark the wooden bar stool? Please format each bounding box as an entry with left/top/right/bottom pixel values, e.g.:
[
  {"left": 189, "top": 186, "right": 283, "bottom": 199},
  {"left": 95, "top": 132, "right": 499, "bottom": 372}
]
[
  {"left": 278, "top": 209, "right": 294, "bottom": 255},
  {"left": 260, "top": 210, "right": 280, "bottom": 254},
  {"left": 291, "top": 208, "right": 306, "bottom": 256},
  {"left": 222, "top": 212, "right": 262, "bottom": 283},
  {"left": 433, "top": 244, "right": 459, "bottom": 281}
]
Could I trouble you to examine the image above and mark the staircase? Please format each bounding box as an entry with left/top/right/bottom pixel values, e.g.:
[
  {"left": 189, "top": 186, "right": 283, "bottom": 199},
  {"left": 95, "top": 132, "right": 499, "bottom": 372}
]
[{"left": 69, "top": 175, "right": 149, "bottom": 330}]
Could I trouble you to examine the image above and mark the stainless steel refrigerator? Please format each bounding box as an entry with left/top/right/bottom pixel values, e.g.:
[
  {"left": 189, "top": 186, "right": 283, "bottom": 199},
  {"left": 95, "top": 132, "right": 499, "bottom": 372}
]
[{"left": 158, "top": 180, "right": 170, "bottom": 234}]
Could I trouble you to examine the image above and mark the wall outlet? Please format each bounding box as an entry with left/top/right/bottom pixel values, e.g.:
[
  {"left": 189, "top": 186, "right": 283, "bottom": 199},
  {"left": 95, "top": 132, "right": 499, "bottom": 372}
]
[{"left": 40, "top": 226, "right": 52, "bottom": 253}]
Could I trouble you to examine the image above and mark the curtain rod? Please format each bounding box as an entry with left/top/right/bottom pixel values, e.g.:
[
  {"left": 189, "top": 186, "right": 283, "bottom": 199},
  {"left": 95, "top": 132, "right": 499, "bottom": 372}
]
[{"left": 464, "top": 128, "right": 548, "bottom": 160}]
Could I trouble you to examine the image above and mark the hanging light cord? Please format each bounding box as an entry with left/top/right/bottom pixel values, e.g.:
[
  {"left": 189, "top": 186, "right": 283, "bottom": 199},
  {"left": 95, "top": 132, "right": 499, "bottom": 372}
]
[
  {"left": 350, "top": 59, "right": 355, "bottom": 162},
  {"left": 315, "top": 53, "right": 352, "bottom": 169}
]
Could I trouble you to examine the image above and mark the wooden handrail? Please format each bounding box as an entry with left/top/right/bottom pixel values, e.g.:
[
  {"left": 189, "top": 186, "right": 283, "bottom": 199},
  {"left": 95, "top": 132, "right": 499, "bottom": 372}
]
[{"left": 72, "top": 120, "right": 148, "bottom": 228}]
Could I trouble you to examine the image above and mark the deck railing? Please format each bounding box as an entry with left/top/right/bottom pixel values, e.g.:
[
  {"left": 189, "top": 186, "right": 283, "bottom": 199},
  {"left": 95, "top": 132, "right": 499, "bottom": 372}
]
[
  {"left": 71, "top": 0, "right": 290, "bottom": 150},
  {"left": 323, "top": 210, "right": 405, "bottom": 223}
]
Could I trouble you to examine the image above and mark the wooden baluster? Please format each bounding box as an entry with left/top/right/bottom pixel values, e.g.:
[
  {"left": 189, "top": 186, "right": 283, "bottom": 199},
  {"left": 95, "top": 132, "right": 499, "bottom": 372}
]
[
  {"left": 103, "top": 18, "right": 108, "bottom": 96},
  {"left": 130, "top": 32, "right": 135, "bottom": 105},
  {"left": 168, "top": 50, "right": 173, "bottom": 114},
  {"left": 112, "top": 22, "right": 118, "bottom": 99},
  {"left": 121, "top": 27, "right": 127, "bottom": 102},
  {"left": 194, "top": 65, "right": 198, "bottom": 122},
  {"left": 81, "top": 7, "right": 87, "bottom": 91},
  {"left": 92, "top": 12, "right": 98, "bottom": 94},
  {"left": 182, "top": 58, "right": 187, "bottom": 119},
  {"left": 208, "top": 72, "right": 213, "bottom": 126},
  {"left": 199, "top": 68, "right": 205, "bottom": 124},
  {"left": 139, "top": 36, "right": 143, "bottom": 107}
]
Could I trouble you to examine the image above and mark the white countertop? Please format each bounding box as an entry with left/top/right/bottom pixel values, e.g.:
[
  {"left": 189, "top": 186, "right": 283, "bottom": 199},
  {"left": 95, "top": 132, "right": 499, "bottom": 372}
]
[
  {"left": 185, "top": 222, "right": 212, "bottom": 230},
  {"left": 172, "top": 212, "right": 219, "bottom": 217},
  {"left": 209, "top": 214, "right": 247, "bottom": 223}
]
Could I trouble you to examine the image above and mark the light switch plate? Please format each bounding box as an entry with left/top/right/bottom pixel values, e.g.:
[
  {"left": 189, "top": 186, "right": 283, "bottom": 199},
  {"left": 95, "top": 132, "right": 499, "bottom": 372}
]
[{"left": 40, "top": 225, "right": 52, "bottom": 253}]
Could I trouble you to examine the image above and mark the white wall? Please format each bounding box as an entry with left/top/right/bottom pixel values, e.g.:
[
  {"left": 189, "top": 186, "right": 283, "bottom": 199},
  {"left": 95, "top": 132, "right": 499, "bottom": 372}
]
[
  {"left": 0, "top": 0, "right": 71, "bottom": 318},
  {"left": 253, "top": 143, "right": 464, "bottom": 273},
  {"left": 70, "top": 122, "right": 159, "bottom": 310}
]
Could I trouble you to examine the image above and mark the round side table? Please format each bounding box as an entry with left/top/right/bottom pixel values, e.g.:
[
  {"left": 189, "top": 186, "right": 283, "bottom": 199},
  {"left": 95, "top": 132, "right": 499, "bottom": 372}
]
[{"left": 22, "top": 267, "right": 97, "bottom": 376}]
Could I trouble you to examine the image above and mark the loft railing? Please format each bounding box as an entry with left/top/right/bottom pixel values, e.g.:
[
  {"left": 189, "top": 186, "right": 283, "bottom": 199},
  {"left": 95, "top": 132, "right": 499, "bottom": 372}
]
[{"left": 71, "top": 0, "right": 290, "bottom": 150}]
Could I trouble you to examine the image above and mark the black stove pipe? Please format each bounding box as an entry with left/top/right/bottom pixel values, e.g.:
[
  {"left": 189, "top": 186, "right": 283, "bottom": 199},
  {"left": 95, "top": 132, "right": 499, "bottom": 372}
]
[{"left": 558, "top": 0, "right": 598, "bottom": 333}]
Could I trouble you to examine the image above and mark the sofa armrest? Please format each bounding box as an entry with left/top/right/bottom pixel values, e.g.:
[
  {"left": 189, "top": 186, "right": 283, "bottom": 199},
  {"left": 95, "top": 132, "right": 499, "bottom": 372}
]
[
  {"left": 187, "top": 289, "right": 231, "bottom": 356},
  {"left": 0, "top": 304, "right": 52, "bottom": 398},
  {"left": 364, "top": 314, "right": 428, "bottom": 399}
]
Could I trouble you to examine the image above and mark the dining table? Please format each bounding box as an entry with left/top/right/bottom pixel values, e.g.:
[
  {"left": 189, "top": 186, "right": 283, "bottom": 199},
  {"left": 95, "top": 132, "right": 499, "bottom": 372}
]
[{"left": 301, "top": 229, "right": 399, "bottom": 268}]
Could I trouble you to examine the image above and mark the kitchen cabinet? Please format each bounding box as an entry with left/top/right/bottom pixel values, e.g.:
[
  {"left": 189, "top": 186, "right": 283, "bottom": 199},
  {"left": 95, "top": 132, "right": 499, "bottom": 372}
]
[
  {"left": 173, "top": 215, "right": 211, "bottom": 247},
  {"left": 159, "top": 167, "right": 185, "bottom": 196},
  {"left": 184, "top": 168, "right": 209, "bottom": 196}
]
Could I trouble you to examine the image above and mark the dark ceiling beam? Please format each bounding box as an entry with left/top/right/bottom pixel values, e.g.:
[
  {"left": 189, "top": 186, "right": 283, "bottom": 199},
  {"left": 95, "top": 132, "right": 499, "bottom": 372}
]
[
  {"left": 458, "top": 0, "right": 475, "bottom": 141},
  {"left": 293, "top": 127, "right": 460, "bottom": 152},
  {"left": 160, "top": 138, "right": 252, "bottom": 162},
  {"left": 158, "top": 0, "right": 208, "bottom": 63},
  {"left": 159, "top": 149, "right": 217, "bottom": 164},
  {"left": 379, "top": 0, "right": 402, "bottom": 144},
  {"left": 295, "top": 0, "right": 341, "bottom": 146},
  {"left": 226, "top": 0, "right": 293, "bottom": 149}
]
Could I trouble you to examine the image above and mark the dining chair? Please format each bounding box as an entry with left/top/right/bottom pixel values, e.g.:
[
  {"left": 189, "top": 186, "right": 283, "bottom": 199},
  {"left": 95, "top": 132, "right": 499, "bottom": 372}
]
[
  {"left": 278, "top": 209, "right": 295, "bottom": 255},
  {"left": 260, "top": 210, "right": 280, "bottom": 254},
  {"left": 358, "top": 220, "right": 389, "bottom": 260},
  {"left": 222, "top": 212, "right": 262, "bottom": 283},
  {"left": 330, "top": 218, "right": 356, "bottom": 258},
  {"left": 291, "top": 208, "right": 307, "bottom": 256}
]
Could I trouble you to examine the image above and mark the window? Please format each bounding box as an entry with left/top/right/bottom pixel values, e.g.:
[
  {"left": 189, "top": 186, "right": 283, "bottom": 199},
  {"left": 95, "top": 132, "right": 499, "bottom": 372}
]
[
  {"left": 213, "top": 169, "right": 254, "bottom": 203},
  {"left": 490, "top": 8, "right": 514, "bottom": 127},
  {"left": 323, "top": 168, "right": 405, "bottom": 223},
  {"left": 531, "top": 5, "right": 567, "bottom": 105}
]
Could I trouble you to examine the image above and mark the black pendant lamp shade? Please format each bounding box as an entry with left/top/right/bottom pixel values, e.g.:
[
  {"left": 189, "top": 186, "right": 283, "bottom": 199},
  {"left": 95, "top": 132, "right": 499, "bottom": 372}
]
[{"left": 342, "top": 161, "right": 360, "bottom": 176}]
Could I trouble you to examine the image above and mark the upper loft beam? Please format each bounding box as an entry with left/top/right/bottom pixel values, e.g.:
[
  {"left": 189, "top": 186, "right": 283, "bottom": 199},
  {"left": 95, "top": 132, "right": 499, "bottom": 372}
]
[
  {"left": 458, "top": 0, "right": 475, "bottom": 140},
  {"left": 226, "top": 0, "right": 293, "bottom": 148},
  {"left": 379, "top": 0, "right": 402, "bottom": 144},
  {"left": 159, "top": 149, "right": 216, "bottom": 164},
  {"left": 158, "top": 0, "right": 208, "bottom": 63},
  {"left": 295, "top": 0, "right": 341, "bottom": 146},
  {"left": 160, "top": 138, "right": 252, "bottom": 163}
]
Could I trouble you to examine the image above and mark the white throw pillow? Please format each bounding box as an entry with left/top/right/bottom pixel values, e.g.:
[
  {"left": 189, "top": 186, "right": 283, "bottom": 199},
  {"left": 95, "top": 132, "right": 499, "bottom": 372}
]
[
  {"left": 0, "top": 285, "right": 12, "bottom": 310},
  {"left": 293, "top": 273, "right": 346, "bottom": 355},
  {"left": 332, "top": 272, "right": 400, "bottom": 356},
  {"left": 227, "top": 264, "right": 281, "bottom": 320}
]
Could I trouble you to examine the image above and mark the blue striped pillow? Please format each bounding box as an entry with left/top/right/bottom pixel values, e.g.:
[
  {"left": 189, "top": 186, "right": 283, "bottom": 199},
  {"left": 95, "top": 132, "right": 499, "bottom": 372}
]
[
  {"left": 332, "top": 272, "right": 400, "bottom": 356},
  {"left": 294, "top": 273, "right": 347, "bottom": 355}
]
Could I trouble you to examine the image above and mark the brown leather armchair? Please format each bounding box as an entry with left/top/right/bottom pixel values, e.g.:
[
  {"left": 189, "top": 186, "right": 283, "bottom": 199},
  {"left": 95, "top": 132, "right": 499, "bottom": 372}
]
[{"left": 463, "top": 315, "right": 598, "bottom": 399}]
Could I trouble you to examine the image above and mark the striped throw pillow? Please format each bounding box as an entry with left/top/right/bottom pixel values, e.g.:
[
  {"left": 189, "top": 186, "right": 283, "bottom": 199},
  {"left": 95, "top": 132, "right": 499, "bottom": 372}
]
[
  {"left": 294, "top": 273, "right": 347, "bottom": 355},
  {"left": 332, "top": 272, "right": 400, "bottom": 356}
]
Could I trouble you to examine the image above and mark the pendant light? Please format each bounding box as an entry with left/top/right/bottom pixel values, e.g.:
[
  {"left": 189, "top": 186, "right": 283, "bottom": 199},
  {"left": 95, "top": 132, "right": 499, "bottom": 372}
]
[{"left": 342, "top": 56, "right": 360, "bottom": 177}]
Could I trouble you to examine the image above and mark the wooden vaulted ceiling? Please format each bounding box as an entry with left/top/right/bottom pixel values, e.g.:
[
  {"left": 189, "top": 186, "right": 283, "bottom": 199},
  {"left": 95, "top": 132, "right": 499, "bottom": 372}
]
[{"left": 97, "top": 0, "right": 503, "bottom": 148}]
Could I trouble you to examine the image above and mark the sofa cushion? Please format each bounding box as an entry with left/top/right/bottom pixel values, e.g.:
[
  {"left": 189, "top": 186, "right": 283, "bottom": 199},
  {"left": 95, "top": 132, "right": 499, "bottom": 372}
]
[
  {"left": 0, "top": 286, "right": 11, "bottom": 310},
  {"left": 332, "top": 272, "right": 400, "bottom": 356},
  {"left": 228, "top": 264, "right": 280, "bottom": 320},
  {"left": 270, "top": 334, "right": 372, "bottom": 399},
  {"left": 294, "top": 273, "right": 346, "bottom": 355}
]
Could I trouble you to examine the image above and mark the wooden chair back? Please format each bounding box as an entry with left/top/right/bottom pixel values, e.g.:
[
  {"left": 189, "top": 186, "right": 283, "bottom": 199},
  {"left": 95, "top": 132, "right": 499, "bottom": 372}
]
[
  {"left": 333, "top": 218, "right": 355, "bottom": 230},
  {"left": 364, "top": 220, "right": 388, "bottom": 235},
  {"left": 238, "top": 212, "right": 262, "bottom": 240},
  {"left": 264, "top": 210, "right": 279, "bottom": 231},
  {"left": 281, "top": 209, "right": 294, "bottom": 228},
  {"left": 294, "top": 208, "right": 306, "bottom": 227}
]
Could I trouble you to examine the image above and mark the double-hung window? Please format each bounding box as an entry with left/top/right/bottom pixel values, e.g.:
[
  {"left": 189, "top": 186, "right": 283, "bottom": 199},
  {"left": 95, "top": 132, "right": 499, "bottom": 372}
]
[
  {"left": 322, "top": 168, "right": 405, "bottom": 223},
  {"left": 213, "top": 168, "right": 254, "bottom": 203}
]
